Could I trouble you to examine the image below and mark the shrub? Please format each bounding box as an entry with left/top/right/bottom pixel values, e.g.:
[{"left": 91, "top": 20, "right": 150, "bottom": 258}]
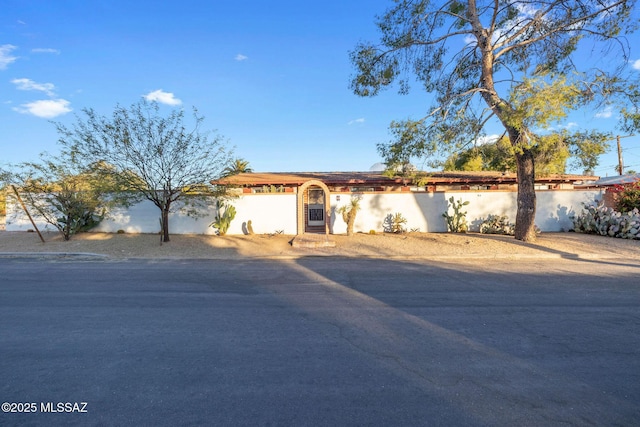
[
  {"left": 480, "top": 214, "right": 515, "bottom": 235},
  {"left": 572, "top": 202, "right": 640, "bottom": 239},
  {"left": 610, "top": 181, "right": 640, "bottom": 213},
  {"left": 384, "top": 212, "right": 407, "bottom": 233}
]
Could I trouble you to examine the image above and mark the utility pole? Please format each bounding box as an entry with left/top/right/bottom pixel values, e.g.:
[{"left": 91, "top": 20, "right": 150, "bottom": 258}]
[
  {"left": 617, "top": 135, "right": 624, "bottom": 175},
  {"left": 614, "top": 135, "right": 634, "bottom": 176}
]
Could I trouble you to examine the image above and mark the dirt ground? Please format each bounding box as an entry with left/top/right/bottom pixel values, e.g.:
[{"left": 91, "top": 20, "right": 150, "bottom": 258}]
[{"left": 0, "top": 229, "right": 638, "bottom": 260}]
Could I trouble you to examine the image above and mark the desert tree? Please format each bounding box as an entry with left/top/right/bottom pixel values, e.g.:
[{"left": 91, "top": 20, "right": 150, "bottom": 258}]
[
  {"left": 337, "top": 195, "right": 362, "bottom": 236},
  {"left": 55, "top": 100, "right": 233, "bottom": 242},
  {"left": 444, "top": 131, "right": 610, "bottom": 175},
  {"left": 9, "top": 154, "right": 121, "bottom": 240},
  {"left": 351, "top": 0, "right": 639, "bottom": 241},
  {"left": 0, "top": 168, "right": 9, "bottom": 218}
]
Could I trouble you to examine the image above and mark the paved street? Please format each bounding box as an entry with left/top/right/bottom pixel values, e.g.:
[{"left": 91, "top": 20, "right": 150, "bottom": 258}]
[{"left": 1, "top": 256, "right": 639, "bottom": 426}]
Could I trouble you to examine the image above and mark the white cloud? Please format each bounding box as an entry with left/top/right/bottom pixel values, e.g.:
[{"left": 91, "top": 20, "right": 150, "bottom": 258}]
[
  {"left": 12, "top": 78, "right": 56, "bottom": 96},
  {"left": 143, "top": 89, "right": 182, "bottom": 105},
  {"left": 475, "top": 134, "right": 500, "bottom": 145},
  {"left": 0, "top": 44, "right": 18, "bottom": 70},
  {"left": 31, "top": 48, "right": 60, "bottom": 55},
  {"left": 13, "top": 99, "right": 72, "bottom": 118},
  {"left": 548, "top": 122, "right": 578, "bottom": 131},
  {"left": 348, "top": 118, "right": 365, "bottom": 125},
  {"left": 632, "top": 59, "right": 640, "bottom": 70},
  {"left": 235, "top": 54, "right": 248, "bottom": 61},
  {"left": 595, "top": 106, "right": 614, "bottom": 119}
]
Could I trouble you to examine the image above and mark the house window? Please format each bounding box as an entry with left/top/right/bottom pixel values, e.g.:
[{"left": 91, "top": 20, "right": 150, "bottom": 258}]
[{"left": 308, "top": 189, "right": 324, "bottom": 204}]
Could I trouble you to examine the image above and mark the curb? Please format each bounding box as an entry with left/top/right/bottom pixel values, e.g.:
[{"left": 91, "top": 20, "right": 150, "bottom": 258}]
[
  {"left": 0, "top": 252, "right": 633, "bottom": 262},
  {"left": 0, "top": 252, "right": 109, "bottom": 260}
]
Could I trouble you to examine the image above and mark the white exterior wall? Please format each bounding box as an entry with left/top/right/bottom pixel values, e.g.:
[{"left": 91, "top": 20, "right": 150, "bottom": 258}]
[
  {"left": 226, "top": 194, "right": 297, "bottom": 235},
  {"left": 331, "top": 190, "right": 603, "bottom": 233},
  {"left": 6, "top": 194, "right": 297, "bottom": 235},
  {"left": 6, "top": 190, "right": 602, "bottom": 235}
]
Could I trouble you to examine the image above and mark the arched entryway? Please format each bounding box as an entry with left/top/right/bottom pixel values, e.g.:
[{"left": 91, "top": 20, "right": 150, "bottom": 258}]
[{"left": 297, "top": 180, "right": 331, "bottom": 235}]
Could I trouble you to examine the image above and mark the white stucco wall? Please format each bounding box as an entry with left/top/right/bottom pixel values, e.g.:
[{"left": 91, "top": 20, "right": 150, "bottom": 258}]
[
  {"left": 6, "top": 193, "right": 298, "bottom": 235},
  {"left": 6, "top": 189, "right": 602, "bottom": 235},
  {"left": 331, "top": 190, "right": 603, "bottom": 233}
]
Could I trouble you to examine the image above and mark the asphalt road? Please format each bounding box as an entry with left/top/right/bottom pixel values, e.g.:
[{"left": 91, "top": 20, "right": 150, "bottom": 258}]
[{"left": 1, "top": 256, "right": 639, "bottom": 426}]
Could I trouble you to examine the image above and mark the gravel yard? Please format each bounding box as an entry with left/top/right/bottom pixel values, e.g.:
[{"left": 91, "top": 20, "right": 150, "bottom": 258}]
[{"left": 0, "top": 230, "right": 638, "bottom": 260}]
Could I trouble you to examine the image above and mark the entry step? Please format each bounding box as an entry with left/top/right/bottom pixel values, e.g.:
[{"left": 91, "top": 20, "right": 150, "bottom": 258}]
[{"left": 291, "top": 234, "right": 336, "bottom": 248}]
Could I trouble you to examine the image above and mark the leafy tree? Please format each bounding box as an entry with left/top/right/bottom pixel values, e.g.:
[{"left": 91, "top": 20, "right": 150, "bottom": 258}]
[
  {"left": 445, "top": 131, "right": 609, "bottom": 175},
  {"left": 351, "top": 0, "right": 639, "bottom": 241},
  {"left": 222, "top": 158, "right": 253, "bottom": 177},
  {"left": 566, "top": 131, "right": 612, "bottom": 174},
  {"left": 10, "top": 154, "right": 120, "bottom": 240},
  {"left": 55, "top": 100, "right": 233, "bottom": 242}
]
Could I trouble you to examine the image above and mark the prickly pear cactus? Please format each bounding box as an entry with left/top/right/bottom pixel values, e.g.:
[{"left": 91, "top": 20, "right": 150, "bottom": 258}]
[{"left": 573, "top": 202, "right": 640, "bottom": 240}]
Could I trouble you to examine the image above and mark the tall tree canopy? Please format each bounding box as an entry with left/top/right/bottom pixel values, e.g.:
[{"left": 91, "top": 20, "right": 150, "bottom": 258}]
[
  {"left": 444, "top": 131, "right": 610, "bottom": 175},
  {"left": 56, "top": 100, "right": 232, "bottom": 242},
  {"left": 351, "top": 0, "right": 639, "bottom": 241}
]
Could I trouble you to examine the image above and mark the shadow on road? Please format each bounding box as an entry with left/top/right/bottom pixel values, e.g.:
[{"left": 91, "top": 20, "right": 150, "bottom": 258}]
[{"left": 1, "top": 255, "right": 638, "bottom": 426}]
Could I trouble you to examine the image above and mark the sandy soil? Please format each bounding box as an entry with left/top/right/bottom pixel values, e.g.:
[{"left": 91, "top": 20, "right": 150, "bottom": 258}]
[{"left": 0, "top": 229, "right": 638, "bottom": 260}]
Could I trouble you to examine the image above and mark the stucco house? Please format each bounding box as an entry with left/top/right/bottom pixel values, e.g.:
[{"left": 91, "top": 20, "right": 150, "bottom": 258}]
[
  {"left": 6, "top": 171, "right": 602, "bottom": 236},
  {"left": 212, "top": 171, "right": 600, "bottom": 236}
]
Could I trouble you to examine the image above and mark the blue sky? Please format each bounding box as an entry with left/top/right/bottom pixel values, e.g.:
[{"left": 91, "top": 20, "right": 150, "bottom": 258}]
[{"left": 2, "top": 0, "right": 639, "bottom": 176}]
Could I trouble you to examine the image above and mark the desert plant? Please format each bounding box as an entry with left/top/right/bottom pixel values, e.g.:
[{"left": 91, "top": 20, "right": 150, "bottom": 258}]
[
  {"left": 480, "top": 214, "right": 515, "bottom": 235},
  {"left": 610, "top": 181, "right": 640, "bottom": 213},
  {"left": 443, "top": 197, "right": 469, "bottom": 233},
  {"left": 56, "top": 100, "right": 233, "bottom": 243},
  {"left": 384, "top": 212, "right": 407, "bottom": 233},
  {"left": 9, "top": 157, "right": 118, "bottom": 240},
  {"left": 337, "top": 196, "right": 361, "bottom": 236},
  {"left": 210, "top": 200, "right": 236, "bottom": 235},
  {"left": 572, "top": 202, "right": 640, "bottom": 240}
]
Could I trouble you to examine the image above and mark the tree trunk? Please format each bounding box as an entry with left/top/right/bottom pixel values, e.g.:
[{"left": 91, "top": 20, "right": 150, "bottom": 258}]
[
  {"left": 63, "top": 214, "right": 71, "bottom": 241},
  {"left": 514, "top": 149, "right": 537, "bottom": 242},
  {"left": 346, "top": 214, "right": 355, "bottom": 236},
  {"left": 162, "top": 206, "right": 170, "bottom": 243}
]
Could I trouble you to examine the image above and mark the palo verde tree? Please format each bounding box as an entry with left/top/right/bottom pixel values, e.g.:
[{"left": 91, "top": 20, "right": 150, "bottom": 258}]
[
  {"left": 56, "top": 100, "right": 233, "bottom": 243},
  {"left": 351, "top": 0, "right": 639, "bottom": 241}
]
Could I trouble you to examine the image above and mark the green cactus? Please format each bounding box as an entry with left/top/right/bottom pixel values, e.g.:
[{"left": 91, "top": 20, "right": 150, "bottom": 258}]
[
  {"left": 210, "top": 200, "right": 236, "bottom": 235},
  {"left": 442, "top": 197, "right": 469, "bottom": 233}
]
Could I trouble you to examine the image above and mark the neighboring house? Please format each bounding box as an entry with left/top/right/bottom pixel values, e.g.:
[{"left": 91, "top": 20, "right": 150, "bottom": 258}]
[{"left": 586, "top": 173, "right": 640, "bottom": 209}]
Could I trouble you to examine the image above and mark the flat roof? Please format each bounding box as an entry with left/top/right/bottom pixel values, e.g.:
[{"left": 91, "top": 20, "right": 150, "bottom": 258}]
[{"left": 213, "top": 171, "right": 598, "bottom": 186}]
